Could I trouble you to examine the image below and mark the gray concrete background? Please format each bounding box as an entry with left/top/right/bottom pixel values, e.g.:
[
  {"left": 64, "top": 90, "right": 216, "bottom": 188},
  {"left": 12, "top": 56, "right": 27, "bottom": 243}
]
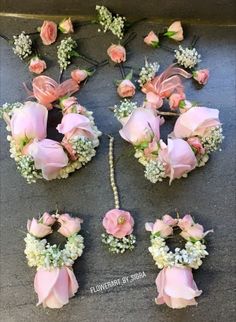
[{"left": 0, "top": 15, "right": 236, "bottom": 322}]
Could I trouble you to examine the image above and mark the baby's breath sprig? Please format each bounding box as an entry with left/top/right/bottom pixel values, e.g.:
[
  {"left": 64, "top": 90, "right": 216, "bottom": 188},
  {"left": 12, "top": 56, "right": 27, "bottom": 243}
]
[
  {"left": 175, "top": 45, "right": 201, "bottom": 69},
  {"left": 101, "top": 233, "right": 136, "bottom": 253},
  {"left": 113, "top": 99, "right": 138, "bottom": 121},
  {"left": 138, "top": 58, "right": 160, "bottom": 86},
  {"left": 12, "top": 31, "right": 32, "bottom": 60}
]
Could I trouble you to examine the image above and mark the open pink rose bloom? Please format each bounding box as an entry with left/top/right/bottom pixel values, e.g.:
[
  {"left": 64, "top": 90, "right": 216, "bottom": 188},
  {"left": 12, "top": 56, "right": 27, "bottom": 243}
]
[
  {"left": 103, "top": 209, "right": 134, "bottom": 238},
  {"left": 34, "top": 267, "right": 78, "bottom": 309}
]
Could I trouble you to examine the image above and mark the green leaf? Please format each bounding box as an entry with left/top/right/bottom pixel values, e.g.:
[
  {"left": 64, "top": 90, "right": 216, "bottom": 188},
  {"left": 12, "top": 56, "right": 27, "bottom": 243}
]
[
  {"left": 151, "top": 41, "right": 159, "bottom": 48},
  {"left": 71, "top": 50, "right": 80, "bottom": 57},
  {"left": 164, "top": 31, "right": 176, "bottom": 38},
  {"left": 125, "top": 70, "right": 133, "bottom": 80}
]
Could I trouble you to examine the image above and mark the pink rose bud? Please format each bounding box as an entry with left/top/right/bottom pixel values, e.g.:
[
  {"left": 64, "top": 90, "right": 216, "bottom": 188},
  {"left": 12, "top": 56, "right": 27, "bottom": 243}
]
[
  {"left": 41, "top": 212, "right": 56, "bottom": 226},
  {"left": 179, "top": 99, "right": 193, "bottom": 114},
  {"left": 27, "top": 218, "right": 52, "bottom": 238},
  {"left": 173, "top": 106, "right": 220, "bottom": 138},
  {"left": 180, "top": 223, "right": 205, "bottom": 241},
  {"left": 193, "top": 69, "right": 209, "bottom": 85},
  {"left": 169, "top": 92, "right": 186, "bottom": 110},
  {"left": 117, "top": 79, "right": 136, "bottom": 98},
  {"left": 144, "top": 31, "right": 159, "bottom": 48},
  {"left": 28, "top": 57, "right": 47, "bottom": 74},
  {"left": 162, "top": 214, "right": 178, "bottom": 226},
  {"left": 10, "top": 101, "right": 48, "bottom": 148},
  {"left": 150, "top": 219, "right": 173, "bottom": 237},
  {"left": 57, "top": 213, "right": 83, "bottom": 237},
  {"left": 145, "top": 92, "right": 163, "bottom": 109},
  {"left": 178, "top": 214, "right": 194, "bottom": 230},
  {"left": 56, "top": 113, "right": 95, "bottom": 140},
  {"left": 28, "top": 139, "right": 69, "bottom": 180},
  {"left": 107, "top": 44, "right": 126, "bottom": 63},
  {"left": 40, "top": 20, "right": 57, "bottom": 45},
  {"left": 155, "top": 267, "right": 202, "bottom": 308},
  {"left": 158, "top": 138, "right": 197, "bottom": 184},
  {"left": 119, "top": 107, "right": 162, "bottom": 146},
  {"left": 59, "top": 17, "right": 74, "bottom": 34},
  {"left": 60, "top": 96, "right": 78, "bottom": 109},
  {"left": 187, "top": 137, "right": 205, "bottom": 154},
  {"left": 103, "top": 209, "right": 134, "bottom": 239},
  {"left": 165, "top": 21, "right": 184, "bottom": 41},
  {"left": 34, "top": 267, "right": 78, "bottom": 308},
  {"left": 71, "top": 68, "right": 88, "bottom": 84}
]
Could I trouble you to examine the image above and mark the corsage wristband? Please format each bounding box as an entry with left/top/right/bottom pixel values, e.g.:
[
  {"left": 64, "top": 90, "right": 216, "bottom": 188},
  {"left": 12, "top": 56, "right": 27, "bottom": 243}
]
[
  {"left": 24, "top": 212, "right": 84, "bottom": 309},
  {"left": 145, "top": 213, "right": 213, "bottom": 309}
]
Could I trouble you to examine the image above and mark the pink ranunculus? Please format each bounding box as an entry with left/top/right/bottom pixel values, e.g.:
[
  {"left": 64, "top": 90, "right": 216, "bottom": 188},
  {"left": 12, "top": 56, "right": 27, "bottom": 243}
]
[
  {"left": 145, "top": 219, "right": 173, "bottom": 237},
  {"left": 187, "top": 137, "right": 205, "bottom": 154},
  {"left": 144, "top": 31, "right": 159, "bottom": 47},
  {"left": 158, "top": 138, "right": 197, "bottom": 184},
  {"left": 57, "top": 213, "right": 83, "bottom": 237},
  {"left": 29, "top": 57, "right": 47, "bottom": 74},
  {"left": 41, "top": 212, "right": 56, "bottom": 226},
  {"left": 145, "top": 92, "right": 163, "bottom": 109},
  {"left": 166, "top": 21, "right": 184, "bottom": 41},
  {"left": 173, "top": 106, "right": 220, "bottom": 138},
  {"left": 27, "top": 218, "right": 52, "bottom": 238},
  {"left": 10, "top": 101, "right": 48, "bottom": 147},
  {"left": 169, "top": 92, "right": 186, "bottom": 110},
  {"left": 71, "top": 69, "right": 88, "bottom": 84},
  {"left": 40, "top": 20, "right": 57, "bottom": 45},
  {"left": 59, "top": 17, "right": 74, "bottom": 34},
  {"left": 107, "top": 44, "right": 126, "bottom": 63},
  {"left": 178, "top": 214, "right": 194, "bottom": 230},
  {"left": 155, "top": 266, "right": 202, "bottom": 309},
  {"left": 193, "top": 69, "right": 209, "bottom": 85},
  {"left": 162, "top": 214, "right": 178, "bottom": 226},
  {"left": 119, "top": 107, "right": 162, "bottom": 145},
  {"left": 103, "top": 209, "right": 134, "bottom": 239},
  {"left": 117, "top": 80, "right": 136, "bottom": 98},
  {"left": 34, "top": 267, "right": 78, "bottom": 308},
  {"left": 56, "top": 113, "right": 95, "bottom": 140},
  {"left": 28, "top": 139, "right": 68, "bottom": 180}
]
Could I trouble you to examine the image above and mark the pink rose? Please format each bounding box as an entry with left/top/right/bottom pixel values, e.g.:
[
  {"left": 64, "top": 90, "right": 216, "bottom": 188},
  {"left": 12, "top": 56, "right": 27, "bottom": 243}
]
[
  {"left": 178, "top": 214, "right": 194, "bottom": 230},
  {"left": 193, "top": 69, "right": 209, "bottom": 85},
  {"left": 57, "top": 213, "right": 83, "bottom": 237},
  {"left": 10, "top": 101, "right": 48, "bottom": 148},
  {"left": 158, "top": 139, "right": 197, "bottom": 184},
  {"left": 28, "top": 139, "right": 68, "bottom": 180},
  {"left": 162, "top": 214, "right": 178, "bottom": 226},
  {"left": 180, "top": 223, "right": 205, "bottom": 241},
  {"left": 144, "top": 31, "right": 159, "bottom": 47},
  {"left": 59, "top": 17, "right": 74, "bottom": 34},
  {"left": 40, "top": 20, "right": 57, "bottom": 45},
  {"left": 145, "top": 219, "right": 173, "bottom": 237},
  {"left": 145, "top": 92, "right": 163, "bottom": 109},
  {"left": 173, "top": 106, "right": 220, "bottom": 138},
  {"left": 60, "top": 96, "right": 78, "bottom": 110},
  {"left": 169, "top": 92, "right": 186, "bottom": 110},
  {"left": 29, "top": 57, "right": 47, "bottom": 74},
  {"left": 119, "top": 107, "right": 162, "bottom": 145},
  {"left": 117, "top": 80, "right": 136, "bottom": 98},
  {"left": 187, "top": 137, "right": 205, "bottom": 154},
  {"left": 107, "top": 44, "right": 126, "bottom": 63},
  {"left": 71, "top": 69, "right": 88, "bottom": 84},
  {"left": 103, "top": 209, "right": 134, "bottom": 239},
  {"left": 166, "top": 21, "right": 184, "bottom": 41},
  {"left": 27, "top": 218, "right": 52, "bottom": 238},
  {"left": 155, "top": 267, "right": 202, "bottom": 308},
  {"left": 41, "top": 212, "right": 56, "bottom": 226},
  {"left": 34, "top": 267, "right": 78, "bottom": 308},
  {"left": 179, "top": 100, "right": 193, "bottom": 114},
  {"left": 56, "top": 113, "right": 95, "bottom": 140}
]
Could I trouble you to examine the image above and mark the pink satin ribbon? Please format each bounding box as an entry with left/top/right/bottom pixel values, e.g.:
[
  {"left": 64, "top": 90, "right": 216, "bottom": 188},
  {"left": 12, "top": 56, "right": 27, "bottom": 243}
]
[
  {"left": 25, "top": 76, "right": 79, "bottom": 109},
  {"left": 142, "top": 64, "right": 192, "bottom": 98}
]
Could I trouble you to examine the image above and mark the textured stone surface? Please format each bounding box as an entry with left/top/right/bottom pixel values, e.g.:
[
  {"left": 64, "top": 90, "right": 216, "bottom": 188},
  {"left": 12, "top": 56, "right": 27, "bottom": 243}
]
[{"left": 0, "top": 16, "right": 236, "bottom": 322}]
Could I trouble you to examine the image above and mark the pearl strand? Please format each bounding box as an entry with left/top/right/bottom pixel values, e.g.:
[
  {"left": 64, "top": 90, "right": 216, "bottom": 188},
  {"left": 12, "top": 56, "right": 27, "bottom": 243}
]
[{"left": 109, "top": 136, "right": 120, "bottom": 209}]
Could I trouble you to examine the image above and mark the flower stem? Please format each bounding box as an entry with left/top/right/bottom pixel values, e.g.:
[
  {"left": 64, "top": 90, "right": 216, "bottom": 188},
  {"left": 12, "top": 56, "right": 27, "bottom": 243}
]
[
  {"left": 0, "top": 33, "right": 10, "bottom": 42},
  {"left": 73, "top": 51, "right": 99, "bottom": 66},
  {"left": 157, "top": 111, "right": 180, "bottom": 116},
  {"left": 119, "top": 62, "right": 126, "bottom": 79},
  {"left": 159, "top": 44, "right": 175, "bottom": 53},
  {"left": 190, "top": 35, "right": 199, "bottom": 48},
  {"left": 122, "top": 31, "right": 137, "bottom": 47},
  {"left": 58, "top": 69, "right": 63, "bottom": 83},
  {"left": 108, "top": 136, "right": 120, "bottom": 209}
]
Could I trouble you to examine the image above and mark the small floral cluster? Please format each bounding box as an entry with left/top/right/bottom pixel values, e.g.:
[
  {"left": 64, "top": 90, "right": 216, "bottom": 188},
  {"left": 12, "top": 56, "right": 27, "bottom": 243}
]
[
  {"left": 144, "top": 160, "right": 166, "bottom": 183},
  {"left": 101, "top": 233, "right": 136, "bottom": 254},
  {"left": 113, "top": 99, "right": 138, "bottom": 120},
  {"left": 0, "top": 102, "right": 23, "bottom": 118},
  {"left": 175, "top": 45, "right": 201, "bottom": 69},
  {"left": 146, "top": 214, "right": 212, "bottom": 269},
  {"left": 57, "top": 37, "right": 77, "bottom": 70},
  {"left": 12, "top": 32, "right": 32, "bottom": 59},
  {"left": 96, "top": 5, "right": 126, "bottom": 39},
  {"left": 25, "top": 212, "right": 84, "bottom": 269},
  {"left": 138, "top": 60, "right": 160, "bottom": 86}
]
